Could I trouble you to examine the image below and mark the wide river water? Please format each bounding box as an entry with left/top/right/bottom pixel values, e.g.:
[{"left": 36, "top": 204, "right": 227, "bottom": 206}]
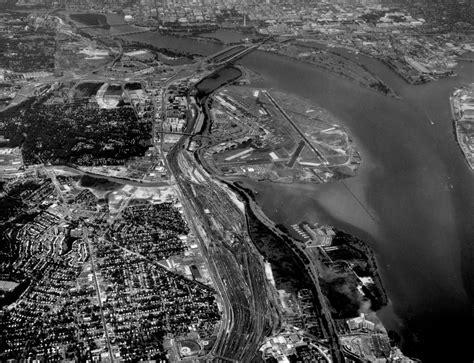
[
  {"left": 104, "top": 22, "right": 474, "bottom": 361},
  {"left": 239, "top": 51, "right": 474, "bottom": 362}
]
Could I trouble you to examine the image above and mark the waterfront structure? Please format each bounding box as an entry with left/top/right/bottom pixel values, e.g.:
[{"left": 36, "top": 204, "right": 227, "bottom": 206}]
[
  {"left": 450, "top": 84, "right": 474, "bottom": 169},
  {"left": 0, "top": 2, "right": 471, "bottom": 362}
]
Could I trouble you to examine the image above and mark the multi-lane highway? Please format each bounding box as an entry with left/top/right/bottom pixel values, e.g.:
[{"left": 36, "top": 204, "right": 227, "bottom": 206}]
[
  {"left": 159, "top": 47, "right": 284, "bottom": 360},
  {"left": 163, "top": 83, "right": 281, "bottom": 360},
  {"left": 160, "top": 43, "right": 345, "bottom": 362}
]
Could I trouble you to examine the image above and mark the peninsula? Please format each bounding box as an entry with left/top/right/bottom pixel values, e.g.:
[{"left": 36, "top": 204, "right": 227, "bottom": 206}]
[
  {"left": 450, "top": 84, "right": 474, "bottom": 169},
  {"left": 0, "top": 5, "right": 447, "bottom": 362}
]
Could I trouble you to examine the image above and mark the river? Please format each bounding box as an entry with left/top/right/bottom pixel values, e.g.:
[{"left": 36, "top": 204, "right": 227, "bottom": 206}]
[
  {"left": 102, "top": 20, "right": 474, "bottom": 361},
  {"left": 238, "top": 51, "right": 474, "bottom": 362},
  {"left": 94, "top": 13, "right": 223, "bottom": 56},
  {"left": 198, "top": 29, "right": 262, "bottom": 44}
]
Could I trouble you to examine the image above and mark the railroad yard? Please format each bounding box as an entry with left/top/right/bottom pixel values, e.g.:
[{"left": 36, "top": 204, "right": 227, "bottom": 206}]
[{"left": 0, "top": 9, "right": 411, "bottom": 362}]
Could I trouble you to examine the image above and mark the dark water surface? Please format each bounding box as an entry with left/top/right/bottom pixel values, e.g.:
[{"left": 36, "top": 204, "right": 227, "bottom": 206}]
[
  {"left": 101, "top": 14, "right": 223, "bottom": 56},
  {"left": 79, "top": 174, "right": 122, "bottom": 192},
  {"left": 195, "top": 66, "right": 242, "bottom": 96},
  {"left": 198, "top": 29, "right": 262, "bottom": 44},
  {"left": 120, "top": 31, "right": 222, "bottom": 56},
  {"left": 239, "top": 51, "right": 474, "bottom": 361},
  {"left": 93, "top": 20, "right": 474, "bottom": 360}
]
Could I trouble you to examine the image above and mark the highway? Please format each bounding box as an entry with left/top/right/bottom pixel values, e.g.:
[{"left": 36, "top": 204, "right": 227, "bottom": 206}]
[
  {"left": 84, "top": 231, "right": 115, "bottom": 362},
  {"left": 205, "top": 45, "right": 245, "bottom": 63},
  {"left": 1, "top": 14, "right": 348, "bottom": 360},
  {"left": 231, "top": 185, "right": 346, "bottom": 363},
  {"left": 216, "top": 45, "right": 260, "bottom": 65},
  {"left": 125, "top": 42, "right": 331, "bottom": 360},
  {"left": 157, "top": 57, "right": 288, "bottom": 360},
  {"left": 49, "top": 166, "right": 170, "bottom": 187},
  {"left": 206, "top": 40, "right": 267, "bottom": 67},
  {"left": 163, "top": 87, "right": 280, "bottom": 360},
  {"left": 302, "top": 247, "right": 345, "bottom": 363},
  {"left": 74, "top": 23, "right": 131, "bottom": 29}
]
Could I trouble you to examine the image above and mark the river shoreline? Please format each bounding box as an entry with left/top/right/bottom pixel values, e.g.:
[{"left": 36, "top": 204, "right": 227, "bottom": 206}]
[
  {"left": 45, "top": 19, "right": 474, "bottom": 360},
  {"left": 238, "top": 49, "right": 474, "bottom": 361},
  {"left": 264, "top": 43, "right": 398, "bottom": 98},
  {"left": 234, "top": 179, "right": 389, "bottom": 307},
  {"left": 187, "top": 40, "right": 473, "bottom": 361},
  {"left": 190, "top": 65, "right": 395, "bottom": 360}
]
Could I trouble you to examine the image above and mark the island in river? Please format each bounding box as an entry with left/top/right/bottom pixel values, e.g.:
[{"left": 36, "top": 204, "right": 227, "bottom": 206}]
[
  {"left": 188, "top": 63, "right": 414, "bottom": 361},
  {"left": 238, "top": 50, "right": 474, "bottom": 362},
  {"left": 148, "top": 31, "right": 474, "bottom": 362},
  {"left": 76, "top": 18, "right": 474, "bottom": 360},
  {"left": 5, "top": 11, "right": 473, "bottom": 360},
  {"left": 193, "top": 80, "right": 361, "bottom": 184}
]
